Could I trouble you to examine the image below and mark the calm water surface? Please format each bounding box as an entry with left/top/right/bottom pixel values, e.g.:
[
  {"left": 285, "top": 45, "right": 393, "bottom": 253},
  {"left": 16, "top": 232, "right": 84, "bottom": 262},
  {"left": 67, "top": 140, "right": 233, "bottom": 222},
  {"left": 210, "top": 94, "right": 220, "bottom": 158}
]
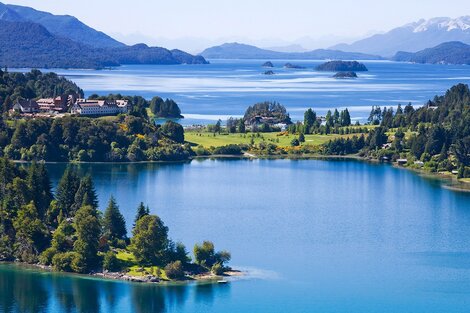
[
  {"left": 15, "top": 60, "right": 470, "bottom": 124},
  {"left": 1, "top": 159, "right": 470, "bottom": 312}
]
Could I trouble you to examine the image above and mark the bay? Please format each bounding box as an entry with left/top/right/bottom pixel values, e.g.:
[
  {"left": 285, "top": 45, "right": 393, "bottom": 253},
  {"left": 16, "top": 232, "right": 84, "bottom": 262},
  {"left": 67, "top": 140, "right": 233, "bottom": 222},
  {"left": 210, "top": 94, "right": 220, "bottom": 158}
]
[
  {"left": 1, "top": 159, "right": 470, "bottom": 312},
  {"left": 14, "top": 60, "right": 470, "bottom": 125}
]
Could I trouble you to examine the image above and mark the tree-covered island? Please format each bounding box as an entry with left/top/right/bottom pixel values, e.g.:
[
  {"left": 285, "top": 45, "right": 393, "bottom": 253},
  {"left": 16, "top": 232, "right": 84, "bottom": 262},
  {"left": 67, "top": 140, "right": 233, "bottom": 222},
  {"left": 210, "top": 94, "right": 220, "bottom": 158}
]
[{"left": 0, "top": 159, "right": 234, "bottom": 282}]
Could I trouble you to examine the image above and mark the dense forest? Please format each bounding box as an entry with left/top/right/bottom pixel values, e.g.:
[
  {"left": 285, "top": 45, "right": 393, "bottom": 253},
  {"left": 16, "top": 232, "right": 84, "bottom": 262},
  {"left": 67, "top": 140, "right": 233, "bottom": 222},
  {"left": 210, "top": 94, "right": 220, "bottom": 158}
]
[
  {"left": 0, "top": 70, "right": 189, "bottom": 162},
  {"left": 322, "top": 84, "right": 470, "bottom": 177},
  {"left": 0, "top": 69, "right": 83, "bottom": 108},
  {"left": 0, "top": 159, "right": 231, "bottom": 278},
  {"left": 0, "top": 115, "right": 191, "bottom": 162}
]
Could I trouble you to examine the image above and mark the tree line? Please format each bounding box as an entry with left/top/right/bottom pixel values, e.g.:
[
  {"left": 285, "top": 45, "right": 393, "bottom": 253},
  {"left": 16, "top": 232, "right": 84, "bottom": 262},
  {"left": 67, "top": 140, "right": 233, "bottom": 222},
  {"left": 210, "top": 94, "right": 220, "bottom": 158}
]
[
  {"left": 0, "top": 115, "right": 190, "bottom": 162},
  {"left": 0, "top": 69, "right": 83, "bottom": 114},
  {"left": 321, "top": 84, "right": 470, "bottom": 178},
  {"left": 0, "top": 159, "right": 231, "bottom": 278}
]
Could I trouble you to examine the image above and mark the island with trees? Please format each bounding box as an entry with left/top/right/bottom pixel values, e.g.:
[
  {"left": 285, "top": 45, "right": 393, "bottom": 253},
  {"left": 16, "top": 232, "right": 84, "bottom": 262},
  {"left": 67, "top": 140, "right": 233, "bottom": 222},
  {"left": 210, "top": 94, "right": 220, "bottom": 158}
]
[
  {"left": 316, "top": 61, "right": 368, "bottom": 72},
  {"left": 0, "top": 159, "right": 235, "bottom": 283}
]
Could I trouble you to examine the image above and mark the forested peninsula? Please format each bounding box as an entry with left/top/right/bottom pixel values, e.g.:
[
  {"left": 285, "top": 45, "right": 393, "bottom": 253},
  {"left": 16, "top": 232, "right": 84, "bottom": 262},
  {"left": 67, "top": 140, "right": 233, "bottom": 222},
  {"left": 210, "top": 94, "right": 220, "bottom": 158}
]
[
  {"left": 0, "top": 69, "right": 469, "bottom": 183},
  {"left": 0, "top": 159, "right": 234, "bottom": 282}
]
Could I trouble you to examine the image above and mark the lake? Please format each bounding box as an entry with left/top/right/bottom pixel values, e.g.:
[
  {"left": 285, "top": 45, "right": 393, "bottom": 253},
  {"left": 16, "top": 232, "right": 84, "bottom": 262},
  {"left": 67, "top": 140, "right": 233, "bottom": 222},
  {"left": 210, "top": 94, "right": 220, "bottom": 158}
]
[
  {"left": 15, "top": 60, "right": 470, "bottom": 124},
  {"left": 1, "top": 159, "right": 470, "bottom": 312}
]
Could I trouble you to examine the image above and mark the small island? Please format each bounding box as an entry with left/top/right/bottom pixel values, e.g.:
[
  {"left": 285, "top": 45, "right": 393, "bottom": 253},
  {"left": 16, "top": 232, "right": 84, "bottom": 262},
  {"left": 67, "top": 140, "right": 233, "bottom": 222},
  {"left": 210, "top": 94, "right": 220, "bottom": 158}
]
[
  {"left": 262, "top": 61, "right": 274, "bottom": 67},
  {"left": 264, "top": 70, "right": 275, "bottom": 75},
  {"left": 316, "top": 61, "right": 368, "bottom": 72},
  {"left": 333, "top": 71, "right": 358, "bottom": 79},
  {"left": 284, "top": 63, "right": 306, "bottom": 69},
  {"left": 0, "top": 161, "right": 236, "bottom": 283}
]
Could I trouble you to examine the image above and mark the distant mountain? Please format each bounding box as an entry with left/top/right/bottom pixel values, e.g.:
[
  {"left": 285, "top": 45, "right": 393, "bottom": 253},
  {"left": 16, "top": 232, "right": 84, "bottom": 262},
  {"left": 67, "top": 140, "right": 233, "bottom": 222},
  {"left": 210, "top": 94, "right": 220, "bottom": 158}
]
[
  {"left": 393, "top": 41, "right": 470, "bottom": 65},
  {"left": 200, "top": 43, "right": 382, "bottom": 60},
  {"left": 0, "top": 20, "right": 207, "bottom": 68},
  {"left": 331, "top": 16, "right": 470, "bottom": 57},
  {"left": 0, "top": 2, "right": 123, "bottom": 48},
  {"left": 264, "top": 44, "right": 308, "bottom": 53}
]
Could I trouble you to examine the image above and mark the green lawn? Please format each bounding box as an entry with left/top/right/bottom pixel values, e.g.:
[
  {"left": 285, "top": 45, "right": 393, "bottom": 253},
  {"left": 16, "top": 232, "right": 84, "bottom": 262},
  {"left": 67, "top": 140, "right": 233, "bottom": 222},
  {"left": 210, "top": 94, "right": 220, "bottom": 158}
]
[
  {"left": 185, "top": 131, "right": 365, "bottom": 148},
  {"left": 114, "top": 249, "right": 168, "bottom": 279}
]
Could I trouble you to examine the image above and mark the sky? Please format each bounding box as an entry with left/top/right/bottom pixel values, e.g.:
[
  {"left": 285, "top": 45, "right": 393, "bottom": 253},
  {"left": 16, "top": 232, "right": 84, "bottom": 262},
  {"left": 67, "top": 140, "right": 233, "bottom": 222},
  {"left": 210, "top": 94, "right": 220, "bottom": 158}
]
[{"left": 3, "top": 0, "right": 470, "bottom": 52}]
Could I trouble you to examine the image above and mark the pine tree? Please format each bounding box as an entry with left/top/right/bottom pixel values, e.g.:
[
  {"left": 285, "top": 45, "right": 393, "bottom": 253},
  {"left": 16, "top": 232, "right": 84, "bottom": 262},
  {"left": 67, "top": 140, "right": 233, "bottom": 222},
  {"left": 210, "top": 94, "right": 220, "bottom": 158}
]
[
  {"left": 27, "top": 163, "right": 53, "bottom": 220},
  {"left": 103, "top": 196, "right": 127, "bottom": 242},
  {"left": 72, "top": 175, "right": 98, "bottom": 214},
  {"left": 342, "top": 109, "right": 351, "bottom": 126},
  {"left": 55, "top": 167, "right": 80, "bottom": 217},
  {"left": 134, "top": 202, "right": 149, "bottom": 227},
  {"left": 303, "top": 108, "right": 316, "bottom": 134},
  {"left": 73, "top": 205, "right": 101, "bottom": 272}
]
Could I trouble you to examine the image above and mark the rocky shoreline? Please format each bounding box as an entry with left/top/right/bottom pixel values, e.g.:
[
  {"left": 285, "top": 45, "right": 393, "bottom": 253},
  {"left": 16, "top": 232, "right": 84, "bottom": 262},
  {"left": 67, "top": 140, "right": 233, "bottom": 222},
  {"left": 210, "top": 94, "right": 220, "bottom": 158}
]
[{"left": 1, "top": 261, "right": 244, "bottom": 285}]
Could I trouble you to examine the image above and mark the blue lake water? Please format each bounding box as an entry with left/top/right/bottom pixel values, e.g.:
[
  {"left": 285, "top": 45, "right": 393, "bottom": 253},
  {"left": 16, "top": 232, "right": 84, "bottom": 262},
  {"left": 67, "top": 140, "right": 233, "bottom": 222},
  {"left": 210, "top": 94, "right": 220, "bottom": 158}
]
[
  {"left": 40, "top": 60, "right": 470, "bottom": 124},
  {"left": 1, "top": 159, "right": 470, "bottom": 312}
]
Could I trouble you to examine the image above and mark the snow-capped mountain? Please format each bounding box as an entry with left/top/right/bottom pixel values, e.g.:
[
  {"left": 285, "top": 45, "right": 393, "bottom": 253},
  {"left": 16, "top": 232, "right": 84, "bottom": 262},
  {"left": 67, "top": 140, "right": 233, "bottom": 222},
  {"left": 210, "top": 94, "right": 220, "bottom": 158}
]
[
  {"left": 409, "top": 16, "right": 470, "bottom": 32},
  {"left": 331, "top": 16, "right": 470, "bottom": 57}
]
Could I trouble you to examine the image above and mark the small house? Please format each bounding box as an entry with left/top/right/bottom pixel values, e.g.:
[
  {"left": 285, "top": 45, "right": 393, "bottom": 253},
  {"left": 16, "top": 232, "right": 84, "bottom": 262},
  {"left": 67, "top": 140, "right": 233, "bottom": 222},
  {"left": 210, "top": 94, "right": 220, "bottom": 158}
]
[
  {"left": 397, "top": 159, "right": 408, "bottom": 166},
  {"left": 13, "top": 99, "right": 39, "bottom": 113}
]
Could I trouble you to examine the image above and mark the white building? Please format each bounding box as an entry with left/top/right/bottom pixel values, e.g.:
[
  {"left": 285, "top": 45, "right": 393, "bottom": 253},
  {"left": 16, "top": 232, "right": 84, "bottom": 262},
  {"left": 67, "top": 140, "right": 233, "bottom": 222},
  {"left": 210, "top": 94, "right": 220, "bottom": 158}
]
[{"left": 71, "top": 99, "right": 128, "bottom": 116}]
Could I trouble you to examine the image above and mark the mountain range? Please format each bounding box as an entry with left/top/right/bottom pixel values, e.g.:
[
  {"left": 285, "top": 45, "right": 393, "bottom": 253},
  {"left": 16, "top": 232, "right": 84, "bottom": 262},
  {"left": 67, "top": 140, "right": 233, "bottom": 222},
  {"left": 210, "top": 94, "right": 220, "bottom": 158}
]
[
  {"left": 331, "top": 16, "right": 470, "bottom": 57},
  {"left": 0, "top": 2, "right": 207, "bottom": 68},
  {"left": 199, "top": 43, "right": 382, "bottom": 60}
]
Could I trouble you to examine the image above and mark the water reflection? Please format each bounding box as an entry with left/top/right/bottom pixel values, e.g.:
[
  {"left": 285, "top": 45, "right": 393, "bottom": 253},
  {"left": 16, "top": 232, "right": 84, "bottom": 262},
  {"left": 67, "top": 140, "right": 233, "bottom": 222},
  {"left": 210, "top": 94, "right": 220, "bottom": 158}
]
[{"left": 0, "top": 264, "right": 229, "bottom": 313}]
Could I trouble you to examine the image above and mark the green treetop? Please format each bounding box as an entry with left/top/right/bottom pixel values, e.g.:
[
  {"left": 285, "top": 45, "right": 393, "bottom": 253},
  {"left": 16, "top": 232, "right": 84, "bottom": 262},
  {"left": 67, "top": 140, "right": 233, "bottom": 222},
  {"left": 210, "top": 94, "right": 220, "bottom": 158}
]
[
  {"left": 103, "top": 196, "right": 127, "bottom": 243},
  {"left": 131, "top": 214, "right": 169, "bottom": 266}
]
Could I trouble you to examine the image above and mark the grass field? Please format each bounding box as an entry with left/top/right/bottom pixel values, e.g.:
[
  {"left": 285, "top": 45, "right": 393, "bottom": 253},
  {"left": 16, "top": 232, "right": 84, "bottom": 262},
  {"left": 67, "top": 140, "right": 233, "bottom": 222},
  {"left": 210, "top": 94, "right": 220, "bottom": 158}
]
[{"left": 185, "top": 131, "right": 366, "bottom": 148}]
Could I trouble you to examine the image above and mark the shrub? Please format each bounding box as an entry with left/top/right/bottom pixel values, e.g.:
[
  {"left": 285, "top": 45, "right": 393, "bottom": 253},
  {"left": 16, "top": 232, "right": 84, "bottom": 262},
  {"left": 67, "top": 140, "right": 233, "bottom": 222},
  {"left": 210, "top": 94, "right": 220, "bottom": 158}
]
[
  {"left": 52, "top": 252, "right": 81, "bottom": 272},
  {"left": 164, "top": 260, "right": 185, "bottom": 280},
  {"left": 212, "top": 144, "right": 243, "bottom": 155},
  {"left": 195, "top": 145, "right": 210, "bottom": 156},
  {"left": 290, "top": 138, "right": 300, "bottom": 147},
  {"left": 103, "top": 251, "right": 121, "bottom": 272},
  {"left": 211, "top": 263, "right": 224, "bottom": 275},
  {"left": 39, "top": 247, "right": 57, "bottom": 265}
]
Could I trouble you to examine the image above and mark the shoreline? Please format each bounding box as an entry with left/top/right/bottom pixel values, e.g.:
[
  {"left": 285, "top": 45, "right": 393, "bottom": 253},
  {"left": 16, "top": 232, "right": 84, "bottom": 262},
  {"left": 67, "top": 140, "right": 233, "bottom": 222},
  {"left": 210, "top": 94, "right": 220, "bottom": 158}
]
[
  {"left": 0, "top": 261, "right": 244, "bottom": 286},
  {"left": 12, "top": 153, "right": 469, "bottom": 192}
]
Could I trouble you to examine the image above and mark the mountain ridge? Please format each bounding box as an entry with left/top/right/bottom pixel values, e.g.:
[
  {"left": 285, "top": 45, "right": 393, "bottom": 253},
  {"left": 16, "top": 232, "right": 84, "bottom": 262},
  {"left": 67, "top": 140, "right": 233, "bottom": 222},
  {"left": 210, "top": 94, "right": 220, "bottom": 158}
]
[
  {"left": 0, "top": 19, "right": 207, "bottom": 68},
  {"left": 200, "top": 42, "right": 382, "bottom": 60},
  {"left": 331, "top": 16, "right": 470, "bottom": 56},
  {"left": 0, "top": 2, "right": 124, "bottom": 48},
  {"left": 393, "top": 41, "right": 470, "bottom": 65}
]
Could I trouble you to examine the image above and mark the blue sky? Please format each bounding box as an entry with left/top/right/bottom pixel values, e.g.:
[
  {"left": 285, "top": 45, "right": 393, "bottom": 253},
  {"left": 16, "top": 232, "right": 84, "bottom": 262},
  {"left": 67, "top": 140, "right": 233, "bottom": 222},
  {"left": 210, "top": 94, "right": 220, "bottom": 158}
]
[{"left": 4, "top": 0, "right": 470, "bottom": 51}]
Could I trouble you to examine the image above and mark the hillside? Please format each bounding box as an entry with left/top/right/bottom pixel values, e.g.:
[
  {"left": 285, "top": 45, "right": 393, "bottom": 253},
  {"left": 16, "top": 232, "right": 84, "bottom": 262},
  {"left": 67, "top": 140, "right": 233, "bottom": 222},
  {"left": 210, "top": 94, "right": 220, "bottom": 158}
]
[
  {"left": 0, "top": 2, "right": 123, "bottom": 48},
  {"left": 393, "top": 41, "right": 470, "bottom": 65},
  {"left": 200, "top": 43, "right": 382, "bottom": 60},
  {"left": 0, "top": 20, "right": 113, "bottom": 68},
  {"left": 332, "top": 16, "right": 470, "bottom": 56},
  {"left": 0, "top": 20, "right": 207, "bottom": 68}
]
